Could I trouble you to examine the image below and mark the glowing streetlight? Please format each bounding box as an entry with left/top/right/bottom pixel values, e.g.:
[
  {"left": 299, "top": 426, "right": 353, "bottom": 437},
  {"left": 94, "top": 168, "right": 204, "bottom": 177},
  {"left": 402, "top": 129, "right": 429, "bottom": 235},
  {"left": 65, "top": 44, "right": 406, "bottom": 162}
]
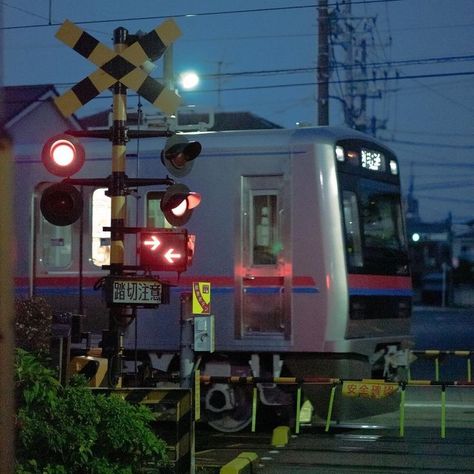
[{"left": 179, "top": 71, "right": 200, "bottom": 90}]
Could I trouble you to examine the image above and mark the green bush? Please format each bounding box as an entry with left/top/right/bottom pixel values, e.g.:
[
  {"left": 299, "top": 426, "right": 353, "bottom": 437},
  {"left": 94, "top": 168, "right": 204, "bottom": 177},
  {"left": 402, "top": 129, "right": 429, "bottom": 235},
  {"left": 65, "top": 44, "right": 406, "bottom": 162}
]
[
  {"left": 15, "top": 350, "right": 170, "bottom": 473},
  {"left": 15, "top": 297, "right": 53, "bottom": 355}
]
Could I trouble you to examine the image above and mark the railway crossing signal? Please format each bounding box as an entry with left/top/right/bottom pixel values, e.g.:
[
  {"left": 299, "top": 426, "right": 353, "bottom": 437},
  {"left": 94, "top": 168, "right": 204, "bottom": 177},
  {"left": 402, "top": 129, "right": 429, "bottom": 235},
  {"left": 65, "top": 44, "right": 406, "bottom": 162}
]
[
  {"left": 40, "top": 134, "right": 86, "bottom": 226},
  {"left": 41, "top": 134, "right": 85, "bottom": 177},
  {"left": 42, "top": 18, "right": 202, "bottom": 386},
  {"left": 161, "top": 183, "right": 201, "bottom": 226},
  {"left": 40, "top": 182, "right": 83, "bottom": 227},
  {"left": 161, "top": 134, "right": 202, "bottom": 177}
]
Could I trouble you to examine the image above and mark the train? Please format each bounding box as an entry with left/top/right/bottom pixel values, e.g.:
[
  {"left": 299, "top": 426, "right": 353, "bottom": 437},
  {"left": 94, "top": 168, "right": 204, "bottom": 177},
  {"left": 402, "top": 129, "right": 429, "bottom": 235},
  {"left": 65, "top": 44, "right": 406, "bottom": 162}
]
[{"left": 14, "top": 125, "right": 413, "bottom": 431}]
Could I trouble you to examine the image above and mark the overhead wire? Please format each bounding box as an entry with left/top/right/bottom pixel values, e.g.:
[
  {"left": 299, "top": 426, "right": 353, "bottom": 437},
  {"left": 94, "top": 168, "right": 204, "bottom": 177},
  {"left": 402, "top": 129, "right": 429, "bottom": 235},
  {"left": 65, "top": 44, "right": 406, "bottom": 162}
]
[{"left": 0, "top": 1, "right": 405, "bottom": 30}]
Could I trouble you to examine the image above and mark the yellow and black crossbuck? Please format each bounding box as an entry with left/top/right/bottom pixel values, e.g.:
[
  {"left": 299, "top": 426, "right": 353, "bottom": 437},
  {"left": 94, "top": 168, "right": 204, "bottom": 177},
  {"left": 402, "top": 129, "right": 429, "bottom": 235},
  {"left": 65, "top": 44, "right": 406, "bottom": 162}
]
[{"left": 54, "top": 19, "right": 182, "bottom": 117}]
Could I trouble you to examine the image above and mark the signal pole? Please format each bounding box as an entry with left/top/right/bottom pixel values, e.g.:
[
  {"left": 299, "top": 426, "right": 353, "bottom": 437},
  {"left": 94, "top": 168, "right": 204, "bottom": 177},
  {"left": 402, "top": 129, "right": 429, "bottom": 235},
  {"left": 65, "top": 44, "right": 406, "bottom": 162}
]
[{"left": 105, "top": 27, "right": 130, "bottom": 386}]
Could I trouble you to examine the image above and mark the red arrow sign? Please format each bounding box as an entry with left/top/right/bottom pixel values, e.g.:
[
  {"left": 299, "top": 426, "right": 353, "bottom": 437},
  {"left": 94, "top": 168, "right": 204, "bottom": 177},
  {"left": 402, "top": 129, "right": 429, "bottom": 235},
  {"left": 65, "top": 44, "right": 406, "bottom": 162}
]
[
  {"left": 164, "top": 248, "right": 182, "bottom": 263},
  {"left": 143, "top": 235, "right": 161, "bottom": 251},
  {"left": 140, "top": 229, "right": 188, "bottom": 272}
]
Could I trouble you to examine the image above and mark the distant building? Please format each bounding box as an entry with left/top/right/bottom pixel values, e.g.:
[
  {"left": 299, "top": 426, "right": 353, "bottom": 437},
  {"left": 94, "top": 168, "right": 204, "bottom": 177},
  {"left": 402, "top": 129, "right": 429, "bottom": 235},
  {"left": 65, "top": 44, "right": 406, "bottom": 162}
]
[
  {"left": 453, "top": 219, "right": 474, "bottom": 280},
  {"left": 79, "top": 108, "right": 283, "bottom": 132},
  {"left": 0, "top": 84, "right": 81, "bottom": 143}
]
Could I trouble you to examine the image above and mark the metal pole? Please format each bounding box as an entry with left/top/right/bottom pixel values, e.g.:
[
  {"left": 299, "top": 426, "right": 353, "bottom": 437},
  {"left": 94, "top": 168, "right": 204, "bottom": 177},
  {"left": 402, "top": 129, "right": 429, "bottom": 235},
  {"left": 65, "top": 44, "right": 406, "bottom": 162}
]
[
  {"left": 106, "top": 26, "right": 130, "bottom": 387},
  {"left": 180, "top": 293, "right": 194, "bottom": 389},
  {"left": 163, "top": 44, "right": 175, "bottom": 92},
  {"left": 317, "top": 0, "right": 329, "bottom": 125}
]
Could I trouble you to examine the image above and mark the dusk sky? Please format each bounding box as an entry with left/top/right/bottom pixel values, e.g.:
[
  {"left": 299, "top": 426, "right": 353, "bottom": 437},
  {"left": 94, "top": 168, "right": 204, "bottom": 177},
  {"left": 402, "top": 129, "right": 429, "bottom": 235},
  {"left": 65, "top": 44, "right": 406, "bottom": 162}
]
[{"left": 1, "top": 0, "right": 473, "bottom": 224}]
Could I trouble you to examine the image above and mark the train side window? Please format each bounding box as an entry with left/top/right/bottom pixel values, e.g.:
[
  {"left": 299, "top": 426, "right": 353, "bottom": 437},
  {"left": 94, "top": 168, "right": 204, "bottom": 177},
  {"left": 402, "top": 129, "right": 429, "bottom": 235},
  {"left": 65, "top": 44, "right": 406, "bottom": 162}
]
[
  {"left": 40, "top": 218, "right": 73, "bottom": 269},
  {"left": 146, "top": 192, "right": 172, "bottom": 228},
  {"left": 251, "top": 193, "right": 278, "bottom": 265},
  {"left": 91, "top": 188, "right": 111, "bottom": 267},
  {"left": 343, "top": 191, "right": 363, "bottom": 267}
]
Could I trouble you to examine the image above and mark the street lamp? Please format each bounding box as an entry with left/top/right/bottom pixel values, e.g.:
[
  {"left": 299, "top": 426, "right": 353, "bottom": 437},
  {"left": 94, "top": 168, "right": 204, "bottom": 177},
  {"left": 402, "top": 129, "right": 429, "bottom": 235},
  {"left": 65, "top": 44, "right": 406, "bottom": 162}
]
[{"left": 178, "top": 71, "right": 200, "bottom": 90}]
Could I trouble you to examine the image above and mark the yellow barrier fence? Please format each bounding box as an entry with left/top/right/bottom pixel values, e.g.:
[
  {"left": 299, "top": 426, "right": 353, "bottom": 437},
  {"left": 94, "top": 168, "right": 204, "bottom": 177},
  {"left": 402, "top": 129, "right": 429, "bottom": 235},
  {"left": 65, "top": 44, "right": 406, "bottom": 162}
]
[
  {"left": 411, "top": 350, "right": 473, "bottom": 382},
  {"left": 198, "top": 375, "right": 474, "bottom": 439}
]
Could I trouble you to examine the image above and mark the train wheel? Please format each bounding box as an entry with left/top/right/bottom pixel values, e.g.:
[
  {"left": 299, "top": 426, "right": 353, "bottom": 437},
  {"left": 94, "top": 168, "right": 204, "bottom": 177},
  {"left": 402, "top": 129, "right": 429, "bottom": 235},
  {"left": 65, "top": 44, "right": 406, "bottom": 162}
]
[{"left": 204, "top": 383, "right": 252, "bottom": 432}]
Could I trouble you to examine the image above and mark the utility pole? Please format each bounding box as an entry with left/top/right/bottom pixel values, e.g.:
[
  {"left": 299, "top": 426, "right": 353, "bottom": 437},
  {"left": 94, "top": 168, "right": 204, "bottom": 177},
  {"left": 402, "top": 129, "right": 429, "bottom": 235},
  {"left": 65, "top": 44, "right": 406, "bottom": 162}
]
[
  {"left": 317, "top": 0, "right": 329, "bottom": 125},
  {"left": 330, "top": 0, "right": 394, "bottom": 135}
]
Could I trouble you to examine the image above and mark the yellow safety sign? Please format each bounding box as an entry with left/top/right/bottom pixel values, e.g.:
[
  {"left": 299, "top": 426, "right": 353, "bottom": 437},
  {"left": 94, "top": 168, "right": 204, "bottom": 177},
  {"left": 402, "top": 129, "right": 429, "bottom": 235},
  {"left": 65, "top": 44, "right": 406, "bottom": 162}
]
[
  {"left": 192, "top": 281, "right": 211, "bottom": 314},
  {"left": 342, "top": 380, "right": 398, "bottom": 399}
]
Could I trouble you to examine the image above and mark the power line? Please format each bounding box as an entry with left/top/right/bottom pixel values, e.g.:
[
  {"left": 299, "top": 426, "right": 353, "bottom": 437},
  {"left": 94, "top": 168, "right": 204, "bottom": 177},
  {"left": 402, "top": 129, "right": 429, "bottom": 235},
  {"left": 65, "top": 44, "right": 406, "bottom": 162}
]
[
  {"left": 0, "top": 0, "right": 404, "bottom": 30},
  {"left": 180, "top": 70, "right": 474, "bottom": 92},
  {"left": 203, "top": 55, "right": 474, "bottom": 79},
  {"left": 382, "top": 137, "right": 474, "bottom": 149}
]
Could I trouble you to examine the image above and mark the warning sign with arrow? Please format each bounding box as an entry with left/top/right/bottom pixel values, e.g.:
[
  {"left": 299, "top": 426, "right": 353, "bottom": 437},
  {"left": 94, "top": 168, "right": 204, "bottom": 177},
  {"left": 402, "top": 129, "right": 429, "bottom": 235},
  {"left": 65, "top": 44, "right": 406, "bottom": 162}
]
[
  {"left": 192, "top": 282, "right": 211, "bottom": 315},
  {"left": 139, "top": 229, "right": 189, "bottom": 272}
]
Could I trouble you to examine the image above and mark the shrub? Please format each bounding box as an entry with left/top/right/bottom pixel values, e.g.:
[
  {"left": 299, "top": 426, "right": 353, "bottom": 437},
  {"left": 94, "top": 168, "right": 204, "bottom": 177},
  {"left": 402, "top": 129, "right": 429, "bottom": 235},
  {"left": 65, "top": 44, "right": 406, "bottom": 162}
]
[
  {"left": 15, "top": 350, "right": 170, "bottom": 473},
  {"left": 15, "top": 297, "right": 53, "bottom": 355}
]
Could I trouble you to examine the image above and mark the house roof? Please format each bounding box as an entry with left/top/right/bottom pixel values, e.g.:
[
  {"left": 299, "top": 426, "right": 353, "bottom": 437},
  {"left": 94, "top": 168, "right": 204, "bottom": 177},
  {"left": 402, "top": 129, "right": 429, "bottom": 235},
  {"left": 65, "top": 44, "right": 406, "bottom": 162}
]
[
  {"left": 198, "top": 111, "right": 282, "bottom": 131},
  {"left": 1, "top": 84, "right": 57, "bottom": 126},
  {"left": 80, "top": 109, "right": 282, "bottom": 131},
  {"left": 1, "top": 84, "right": 84, "bottom": 131}
]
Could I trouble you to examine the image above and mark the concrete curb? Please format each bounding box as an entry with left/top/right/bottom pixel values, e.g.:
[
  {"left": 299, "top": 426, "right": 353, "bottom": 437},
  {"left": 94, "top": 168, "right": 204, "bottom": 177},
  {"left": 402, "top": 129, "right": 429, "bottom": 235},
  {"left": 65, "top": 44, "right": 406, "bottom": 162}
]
[{"left": 220, "top": 451, "right": 258, "bottom": 474}]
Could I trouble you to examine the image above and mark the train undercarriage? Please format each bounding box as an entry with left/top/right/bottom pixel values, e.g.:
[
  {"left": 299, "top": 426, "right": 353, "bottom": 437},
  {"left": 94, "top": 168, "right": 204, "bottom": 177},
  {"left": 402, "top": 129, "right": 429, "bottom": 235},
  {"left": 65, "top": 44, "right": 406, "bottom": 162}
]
[{"left": 125, "top": 345, "right": 412, "bottom": 432}]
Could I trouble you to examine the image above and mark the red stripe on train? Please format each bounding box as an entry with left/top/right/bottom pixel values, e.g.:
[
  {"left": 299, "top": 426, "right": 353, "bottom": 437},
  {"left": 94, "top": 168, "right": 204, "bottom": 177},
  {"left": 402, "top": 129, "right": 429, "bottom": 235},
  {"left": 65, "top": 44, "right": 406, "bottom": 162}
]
[
  {"left": 17, "top": 275, "right": 317, "bottom": 288},
  {"left": 348, "top": 274, "right": 412, "bottom": 289}
]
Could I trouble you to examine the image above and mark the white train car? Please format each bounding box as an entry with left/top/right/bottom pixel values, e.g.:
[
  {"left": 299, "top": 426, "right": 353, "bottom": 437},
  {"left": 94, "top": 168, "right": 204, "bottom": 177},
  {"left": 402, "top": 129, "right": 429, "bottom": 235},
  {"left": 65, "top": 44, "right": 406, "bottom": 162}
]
[{"left": 15, "top": 126, "right": 413, "bottom": 430}]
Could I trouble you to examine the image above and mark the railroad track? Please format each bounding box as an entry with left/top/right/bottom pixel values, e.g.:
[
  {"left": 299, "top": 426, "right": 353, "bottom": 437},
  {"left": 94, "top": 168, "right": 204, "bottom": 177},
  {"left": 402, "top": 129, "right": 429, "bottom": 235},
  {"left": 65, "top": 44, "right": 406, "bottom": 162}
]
[{"left": 195, "top": 395, "right": 474, "bottom": 473}]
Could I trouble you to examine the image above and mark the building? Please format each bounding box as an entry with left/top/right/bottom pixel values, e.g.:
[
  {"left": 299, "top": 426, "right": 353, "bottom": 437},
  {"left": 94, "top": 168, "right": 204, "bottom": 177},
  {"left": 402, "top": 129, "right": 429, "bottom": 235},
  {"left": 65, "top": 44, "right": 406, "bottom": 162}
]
[
  {"left": 79, "top": 108, "right": 283, "bottom": 132},
  {"left": 1, "top": 84, "right": 81, "bottom": 143}
]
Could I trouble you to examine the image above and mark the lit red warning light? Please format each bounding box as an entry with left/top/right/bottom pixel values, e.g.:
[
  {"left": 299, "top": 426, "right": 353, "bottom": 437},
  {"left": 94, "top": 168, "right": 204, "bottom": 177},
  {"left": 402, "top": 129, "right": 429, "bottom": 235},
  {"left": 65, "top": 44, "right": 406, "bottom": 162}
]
[
  {"left": 41, "top": 134, "right": 85, "bottom": 177},
  {"left": 139, "top": 229, "right": 190, "bottom": 272}
]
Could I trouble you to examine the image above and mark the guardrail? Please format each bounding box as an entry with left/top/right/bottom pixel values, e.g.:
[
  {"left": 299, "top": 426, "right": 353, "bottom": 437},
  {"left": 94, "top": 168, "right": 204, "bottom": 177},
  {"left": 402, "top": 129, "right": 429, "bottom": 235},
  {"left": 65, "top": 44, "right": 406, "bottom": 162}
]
[{"left": 411, "top": 350, "right": 472, "bottom": 382}]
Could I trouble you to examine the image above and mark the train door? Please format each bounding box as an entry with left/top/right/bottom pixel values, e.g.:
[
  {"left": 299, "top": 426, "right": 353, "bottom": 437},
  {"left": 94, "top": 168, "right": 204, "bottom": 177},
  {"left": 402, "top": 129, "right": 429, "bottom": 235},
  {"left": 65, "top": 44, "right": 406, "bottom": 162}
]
[{"left": 237, "top": 175, "right": 290, "bottom": 339}]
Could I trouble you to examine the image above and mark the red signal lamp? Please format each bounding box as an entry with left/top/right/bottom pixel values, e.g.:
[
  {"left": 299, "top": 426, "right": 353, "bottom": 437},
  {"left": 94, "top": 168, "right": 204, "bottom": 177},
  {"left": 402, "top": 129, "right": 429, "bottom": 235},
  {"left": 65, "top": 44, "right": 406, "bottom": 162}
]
[
  {"left": 42, "top": 134, "right": 85, "bottom": 177},
  {"left": 161, "top": 183, "right": 201, "bottom": 226},
  {"left": 40, "top": 182, "right": 83, "bottom": 226}
]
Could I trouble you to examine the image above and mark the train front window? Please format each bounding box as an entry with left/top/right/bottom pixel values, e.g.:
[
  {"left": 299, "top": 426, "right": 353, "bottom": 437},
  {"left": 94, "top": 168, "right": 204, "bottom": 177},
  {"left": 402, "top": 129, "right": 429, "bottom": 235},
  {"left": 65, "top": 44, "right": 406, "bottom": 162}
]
[
  {"left": 343, "top": 179, "right": 409, "bottom": 275},
  {"left": 361, "top": 180, "right": 408, "bottom": 274}
]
